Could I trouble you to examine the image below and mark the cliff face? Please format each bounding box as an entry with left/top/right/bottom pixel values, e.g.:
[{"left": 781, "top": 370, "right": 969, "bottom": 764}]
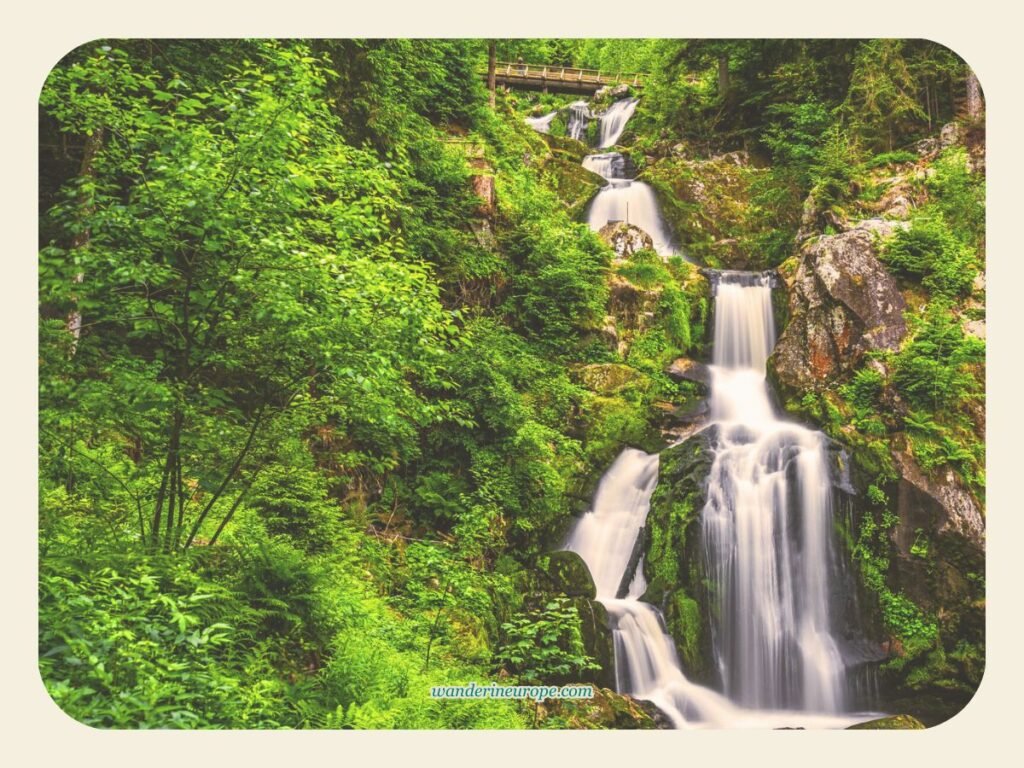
[{"left": 770, "top": 220, "right": 908, "bottom": 395}]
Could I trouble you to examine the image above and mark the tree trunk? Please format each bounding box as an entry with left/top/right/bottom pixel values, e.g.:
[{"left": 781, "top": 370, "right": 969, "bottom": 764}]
[
  {"left": 68, "top": 128, "right": 104, "bottom": 348},
  {"left": 966, "top": 69, "right": 983, "bottom": 122},
  {"left": 487, "top": 41, "right": 497, "bottom": 109},
  {"left": 718, "top": 53, "right": 730, "bottom": 100}
]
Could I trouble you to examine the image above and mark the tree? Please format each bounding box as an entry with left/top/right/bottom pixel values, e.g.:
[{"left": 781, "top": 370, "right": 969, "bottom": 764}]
[
  {"left": 488, "top": 40, "right": 497, "bottom": 109},
  {"left": 40, "top": 41, "right": 456, "bottom": 552},
  {"left": 966, "top": 69, "right": 984, "bottom": 122}
]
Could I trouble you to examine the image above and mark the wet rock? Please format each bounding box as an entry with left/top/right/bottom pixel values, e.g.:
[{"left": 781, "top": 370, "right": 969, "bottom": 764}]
[
  {"left": 665, "top": 357, "right": 711, "bottom": 388},
  {"left": 598, "top": 222, "right": 655, "bottom": 259},
  {"left": 573, "top": 599, "right": 616, "bottom": 689},
  {"left": 640, "top": 428, "right": 719, "bottom": 681},
  {"left": 892, "top": 447, "right": 984, "bottom": 552},
  {"left": 770, "top": 223, "right": 908, "bottom": 394}
]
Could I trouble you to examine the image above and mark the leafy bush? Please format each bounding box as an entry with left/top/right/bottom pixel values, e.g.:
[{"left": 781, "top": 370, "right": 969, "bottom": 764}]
[
  {"left": 494, "top": 598, "right": 598, "bottom": 683},
  {"left": 862, "top": 150, "right": 918, "bottom": 170},
  {"left": 882, "top": 217, "right": 978, "bottom": 297}
]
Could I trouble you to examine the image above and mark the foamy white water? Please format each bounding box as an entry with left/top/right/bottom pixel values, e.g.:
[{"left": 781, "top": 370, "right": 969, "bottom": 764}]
[
  {"left": 702, "top": 272, "right": 847, "bottom": 712},
  {"left": 586, "top": 179, "right": 677, "bottom": 257},
  {"left": 598, "top": 97, "right": 639, "bottom": 148}
]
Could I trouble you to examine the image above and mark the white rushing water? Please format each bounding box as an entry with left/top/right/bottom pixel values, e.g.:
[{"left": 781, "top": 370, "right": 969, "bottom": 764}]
[
  {"left": 567, "top": 100, "right": 591, "bottom": 141},
  {"left": 702, "top": 272, "right": 848, "bottom": 713},
  {"left": 598, "top": 97, "right": 639, "bottom": 148},
  {"left": 525, "top": 111, "right": 557, "bottom": 134},
  {"left": 562, "top": 271, "right": 878, "bottom": 728},
  {"left": 565, "top": 449, "right": 737, "bottom": 728},
  {"left": 586, "top": 177, "right": 678, "bottom": 258}
]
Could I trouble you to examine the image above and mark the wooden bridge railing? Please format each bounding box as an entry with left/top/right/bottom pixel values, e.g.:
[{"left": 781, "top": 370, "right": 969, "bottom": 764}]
[{"left": 491, "top": 62, "right": 648, "bottom": 89}]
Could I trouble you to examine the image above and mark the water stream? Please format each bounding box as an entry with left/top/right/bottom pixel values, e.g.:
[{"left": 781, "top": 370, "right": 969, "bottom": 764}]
[
  {"left": 565, "top": 275, "right": 878, "bottom": 727},
  {"left": 554, "top": 94, "right": 874, "bottom": 727}
]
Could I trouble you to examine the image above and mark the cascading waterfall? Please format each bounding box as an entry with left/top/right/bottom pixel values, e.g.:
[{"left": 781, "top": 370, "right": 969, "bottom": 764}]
[
  {"left": 552, "top": 93, "right": 870, "bottom": 725},
  {"left": 563, "top": 271, "right": 877, "bottom": 728},
  {"left": 597, "top": 97, "right": 639, "bottom": 148},
  {"left": 701, "top": 272, "right": 848, "bottom": 713},
  {"left": 579, "top": 99, "right": 678, "bottom": 258}
]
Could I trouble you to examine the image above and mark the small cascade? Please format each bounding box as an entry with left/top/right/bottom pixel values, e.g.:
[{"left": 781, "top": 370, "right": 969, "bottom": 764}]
[
  {"left": 598, "top": 97, "right": 639, "bottom": 148},
  {"left": 567, "top": 100, "right": 591, "bottom": 141},
  {"left": 565, "top": 449, "right": 738, "bottom": 728},
  {"left": 586, "top": 178, "right": 678, "bottom": 258},
  {"left": 578, "top": 104, "right": 678, "bottom": 258},
  {"left": 525, "top": 111, "right": 556, "bottom": 134}
]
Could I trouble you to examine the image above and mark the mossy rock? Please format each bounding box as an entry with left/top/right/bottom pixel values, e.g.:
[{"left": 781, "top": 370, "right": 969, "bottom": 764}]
[
  {"left": 540, "top": 156, "right": 605, "bottom": 216},
  {"left": 641, "top": 428, "right": 718, "bottom": 680},
  {"left": 537, "top": 687, "right": 658, "bottom": 729},
  {"left": 534, "top": 550, "right": 596, "bottom": 599},
  {"left": 847, "top": 714, "right": 926, "bottom": 730},
  {"left": 572, "top": 363, "right": 648, "bottom": 395}
]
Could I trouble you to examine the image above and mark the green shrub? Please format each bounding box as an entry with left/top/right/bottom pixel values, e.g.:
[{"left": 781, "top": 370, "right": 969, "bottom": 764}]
[
  {"left": 862, "top": 150, "right": 918, "bottom": 170},
  {"left": 882, "top": 217, "right": 978, "bottom": 297}
]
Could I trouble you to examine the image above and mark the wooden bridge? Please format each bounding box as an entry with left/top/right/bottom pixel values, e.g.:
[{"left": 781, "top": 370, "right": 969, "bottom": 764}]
[{"left": 486, "top": 62, "right": 648, "bottom": 95}]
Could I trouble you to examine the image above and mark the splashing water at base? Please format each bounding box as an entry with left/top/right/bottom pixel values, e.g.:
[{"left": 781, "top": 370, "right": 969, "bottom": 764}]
[{"left": 565, "top": 449, "right": 738, "bottom": 728}]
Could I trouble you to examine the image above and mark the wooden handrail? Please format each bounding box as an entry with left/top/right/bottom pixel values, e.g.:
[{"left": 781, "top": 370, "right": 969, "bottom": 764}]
[{"left": 493, "top": 61, "right": 647, "bottom": 86}]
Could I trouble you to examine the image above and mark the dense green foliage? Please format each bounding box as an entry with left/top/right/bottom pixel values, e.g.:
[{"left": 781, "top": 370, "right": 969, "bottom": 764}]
[{"left": 39, "top": 37, "right": 983, "bottom": 729}]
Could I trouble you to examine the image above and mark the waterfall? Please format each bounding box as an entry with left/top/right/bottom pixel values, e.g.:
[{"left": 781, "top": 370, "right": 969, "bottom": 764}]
[
  {"left": 581, "top": 106, "right": 678, "bottom": 258},
  {"left": 585, "top": 175, "right": 678, "bottom": 258},
  {"left": 598, "top": 97, "right": 639, "bottom": 148},
  {"left": 525, "top": 111, "right": 556, "bottom": 134},
  {"left": 561, "top": 272, "right": 877, "bottom": 728},
  {"left": 581, "top": 152, "right": 629, "bottom": 180},
  {"left": 701, "top": 272, "right": 848, "bottom": 713},
  {"left": 565, "top": 449, "right": 738, "bottom": 728},
  {"left": 556, "top": 94, "right": 873, "bottom": 727},
  {"left": 567, "top": 101, "right": 591, "bottom": 141}
]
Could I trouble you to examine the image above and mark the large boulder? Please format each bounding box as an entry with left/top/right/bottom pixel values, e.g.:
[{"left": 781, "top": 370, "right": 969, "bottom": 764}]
[
  {"left": 770, "top": 220, "right": 908, "bottom": 395},
  {"left": 665, "top": 357, "right": 711, "bottom": 389},
  {"left": 598, "top": 222, "right": 654, "bottom": 259},
  {"left": 886, "top": 441, "right": 985, "bottom": 618}
]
